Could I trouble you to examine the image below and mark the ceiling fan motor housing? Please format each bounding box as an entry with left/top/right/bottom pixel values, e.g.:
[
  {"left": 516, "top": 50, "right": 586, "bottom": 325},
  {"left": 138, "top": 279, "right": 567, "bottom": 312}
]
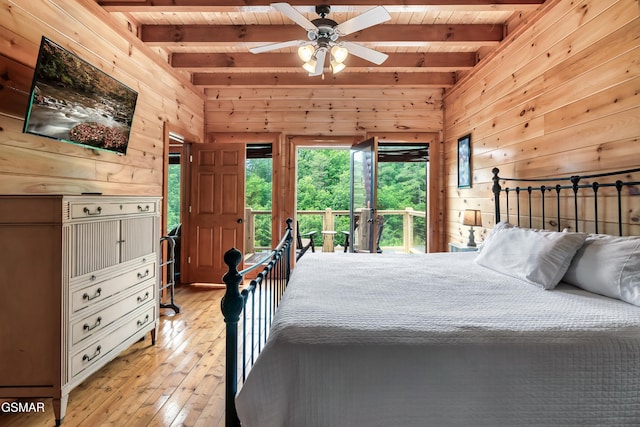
[
  {"left": 309, "top": 19, "right": 339, "bottom": 43},
  {"left": 309, "top": 4, "right": 339, "bottom": 43}
]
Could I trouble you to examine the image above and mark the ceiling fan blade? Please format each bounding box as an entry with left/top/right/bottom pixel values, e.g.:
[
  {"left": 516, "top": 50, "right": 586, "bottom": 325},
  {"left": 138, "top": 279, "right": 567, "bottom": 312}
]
[
  {"left": 341, "top": 41, "right": 388, "bottom": 65},
  {"left": 334, "top": 6, "right": 391, "bottom": 36},
  {"left": 309, "top": 48, "right": 327, "bottom": 76},
  {"left": 271, "top": 3, "right": 317, "bottom": 32},
  {"left": 249, "top": 39, "right": 305, "bottom": 54}
]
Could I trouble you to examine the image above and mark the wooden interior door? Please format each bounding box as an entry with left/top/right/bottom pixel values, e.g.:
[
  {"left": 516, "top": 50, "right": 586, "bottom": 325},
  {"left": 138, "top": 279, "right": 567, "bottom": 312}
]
[{"left": 186, "top": 143, "right": 245, "bottom": 283}]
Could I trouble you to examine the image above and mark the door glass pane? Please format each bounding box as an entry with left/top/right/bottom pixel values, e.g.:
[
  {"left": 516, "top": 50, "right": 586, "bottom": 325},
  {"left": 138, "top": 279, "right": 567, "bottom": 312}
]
[
  {"left": 167, "top": 153, "right": 181, "bottom": 232},
  {"left": 245, "top": 144, "right": 272, "bottom": 261},
  {"left": 350, "top": 138, "right": 377, "bottom": 253}
]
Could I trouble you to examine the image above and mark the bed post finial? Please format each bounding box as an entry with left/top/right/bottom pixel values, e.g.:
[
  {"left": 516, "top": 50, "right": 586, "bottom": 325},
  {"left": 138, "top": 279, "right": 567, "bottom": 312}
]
[
  {"left": 222, "top": 247, "right": 244, "bottom": 321},
  {"left": 492, "top": 168, "right": 502, "bottom": 224},
  {"left": 221, "top": 247, "right": 243, "bottom": 427}
]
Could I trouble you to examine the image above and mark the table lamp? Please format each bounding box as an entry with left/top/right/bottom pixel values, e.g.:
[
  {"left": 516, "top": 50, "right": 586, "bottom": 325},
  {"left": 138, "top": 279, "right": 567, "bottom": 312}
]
[{"left": 463, "top": 209, "right": 482, "bottom": 247}]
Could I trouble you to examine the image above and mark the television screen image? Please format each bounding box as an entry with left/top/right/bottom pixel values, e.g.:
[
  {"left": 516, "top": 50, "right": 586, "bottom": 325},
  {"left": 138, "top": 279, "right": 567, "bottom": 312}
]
[{"left": 23, "top": 37, "right": 138, "bottom": 155}]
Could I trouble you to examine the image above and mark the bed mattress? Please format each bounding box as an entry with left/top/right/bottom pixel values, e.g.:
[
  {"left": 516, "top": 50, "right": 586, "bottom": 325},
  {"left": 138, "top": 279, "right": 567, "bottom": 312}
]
[{"left": 236, "top": 252, "right": 640, "bottom": 426}]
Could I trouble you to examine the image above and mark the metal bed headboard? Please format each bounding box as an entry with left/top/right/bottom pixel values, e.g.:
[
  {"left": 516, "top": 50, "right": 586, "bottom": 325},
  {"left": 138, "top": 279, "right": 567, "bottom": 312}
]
[{"left": 492, "top": 167, "right": 640, "bottom": 236}]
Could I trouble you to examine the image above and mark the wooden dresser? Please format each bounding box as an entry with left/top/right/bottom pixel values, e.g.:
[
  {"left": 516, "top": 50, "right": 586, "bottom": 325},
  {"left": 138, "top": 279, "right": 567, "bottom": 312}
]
[{"left": 0, "top": 195, "right": 160, "bottom": 425}]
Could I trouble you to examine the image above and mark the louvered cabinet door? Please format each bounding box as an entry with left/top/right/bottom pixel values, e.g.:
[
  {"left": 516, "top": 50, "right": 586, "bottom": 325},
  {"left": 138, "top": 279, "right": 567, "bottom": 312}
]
[
  {"left": 71, "top": 220, "right": 120, "bottom": 277},
  {"left": 120, "top": 216, "right": 155, "bottom": 263},
  {"left": 72, "top": 212, "right": 156, "bottom": 275}
]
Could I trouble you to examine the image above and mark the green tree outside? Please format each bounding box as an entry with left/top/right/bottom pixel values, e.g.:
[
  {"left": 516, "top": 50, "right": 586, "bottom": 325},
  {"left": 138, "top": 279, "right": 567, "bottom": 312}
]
[
  {"left": 245, "top": 158, "right": 273, "bottom": 247},
  {"left": 292, "top": 149, "right": 427, "bottom": 249},
  {"left": 167, "top": 163, "right": 181, "bottom": 232}
]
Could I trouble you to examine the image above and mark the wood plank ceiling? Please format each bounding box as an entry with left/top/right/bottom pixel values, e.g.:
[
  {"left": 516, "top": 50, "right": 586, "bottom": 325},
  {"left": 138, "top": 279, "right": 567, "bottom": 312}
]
[{"left": 96, "top": 0, "right": 547, "bottom": 135}]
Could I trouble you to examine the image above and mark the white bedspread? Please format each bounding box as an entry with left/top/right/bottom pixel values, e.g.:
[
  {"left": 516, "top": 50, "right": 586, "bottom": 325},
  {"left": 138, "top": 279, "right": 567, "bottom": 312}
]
[{"left": 236, "top": 252, "right": 640, "bottom": 426}]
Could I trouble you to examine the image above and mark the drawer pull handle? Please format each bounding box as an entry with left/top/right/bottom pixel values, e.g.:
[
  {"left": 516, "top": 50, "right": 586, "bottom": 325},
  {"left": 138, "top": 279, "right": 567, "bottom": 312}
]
[
  {"left": 83, "top": 288, "right": 102, "bottom": 301},
  {"left": 83, "top": 206, "right": 102, "bottom": 216},
  {"left": 83, "top": 317, "right": 102, "bottom": 332},
  {"left": 138, "top": 205, "right": 150, "bottom": 212},
  {"left": 90, "top": 275, "right": 97, "bottom": 281},
  {"left": 137, "top": 314, "right": 150, "bottom": 327},
  {"left": 137, "top": 269, "right": 150, "bottom": 279},
  {"left": 137, "top": 292, "right": 150, "bottom": 303},
  {"left": 82, "top": 345, "right": 102, "bottom": 362}
]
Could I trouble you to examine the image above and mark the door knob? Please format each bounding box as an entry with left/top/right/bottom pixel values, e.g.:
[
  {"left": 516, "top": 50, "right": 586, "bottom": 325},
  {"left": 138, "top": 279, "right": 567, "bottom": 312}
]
[{"left": 237, "top": 218, "right": 243, "bottom": 224}]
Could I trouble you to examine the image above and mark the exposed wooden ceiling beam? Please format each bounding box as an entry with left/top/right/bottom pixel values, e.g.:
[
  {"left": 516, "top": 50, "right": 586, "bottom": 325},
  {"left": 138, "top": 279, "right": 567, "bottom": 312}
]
[
  {"left": 141, "top": 24, "right": 503, "bottom": 45},
  {"left": 192, "top": 71, "right": 456, "bottom": 87},
  {"left": 171, "top": 52, "right": 476, "bottom": 71},
  {"left": 98, "top": 0, "right": 545, "bottom": 13}
]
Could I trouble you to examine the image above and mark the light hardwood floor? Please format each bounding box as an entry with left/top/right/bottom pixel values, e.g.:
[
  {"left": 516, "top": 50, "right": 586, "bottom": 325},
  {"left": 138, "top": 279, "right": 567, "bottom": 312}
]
[{"left": 1, "top": 284, "right": 228, "bottom": 427}]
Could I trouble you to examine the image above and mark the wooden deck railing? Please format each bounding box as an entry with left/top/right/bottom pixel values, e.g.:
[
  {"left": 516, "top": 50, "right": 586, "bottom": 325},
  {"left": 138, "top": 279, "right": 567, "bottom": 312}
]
[{"left": 244, "top": 207, "right": 426, "bottom": 253}]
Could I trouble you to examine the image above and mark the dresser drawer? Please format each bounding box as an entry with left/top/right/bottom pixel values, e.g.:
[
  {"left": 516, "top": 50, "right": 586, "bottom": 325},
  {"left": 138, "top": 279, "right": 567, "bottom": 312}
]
[
  {"left": 71, "top": 281, "right": 156, "bottom": 346},
  {"left": 70, "top": 306, "right": 155, "bottom": 378},
  {"left": 69, "top": 201, "right": 157, "bottom": 219},
  {"left": 71, "top": 262, "right": 156, "bottom": 313}
]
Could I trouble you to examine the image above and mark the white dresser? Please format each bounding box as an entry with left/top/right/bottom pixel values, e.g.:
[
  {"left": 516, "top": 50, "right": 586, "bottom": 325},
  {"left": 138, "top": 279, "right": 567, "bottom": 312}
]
[{"left": 0, "top": 195, "right": 160, "bottom": 425}]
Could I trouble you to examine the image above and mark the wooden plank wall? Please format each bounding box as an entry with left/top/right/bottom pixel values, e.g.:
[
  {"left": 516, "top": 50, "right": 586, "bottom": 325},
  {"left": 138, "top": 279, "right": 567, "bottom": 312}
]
[
  {"left": 444, "top": 0, "right": 640, "bottom": 244},
  {"left": 0, "top": 0, "right": 204, "bottom": 196},
  {"left": 205, "top": 87, "right": 444, "bottom": 135}
]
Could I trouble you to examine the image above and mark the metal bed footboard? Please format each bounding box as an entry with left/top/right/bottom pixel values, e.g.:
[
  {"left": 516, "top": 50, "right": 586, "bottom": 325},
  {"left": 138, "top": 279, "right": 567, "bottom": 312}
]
[
  {"left": 492, "top": 167, "right": 640, "bottom": 235},
  {"left": 221, "top": 218, "right": 294, "bottom": 427}
]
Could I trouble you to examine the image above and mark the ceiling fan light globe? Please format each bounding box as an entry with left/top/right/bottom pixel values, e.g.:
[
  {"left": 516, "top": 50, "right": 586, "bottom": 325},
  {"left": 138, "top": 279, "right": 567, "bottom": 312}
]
[
  {"left": 330, "top": 60, "right": 346, "bottom": 74},
  {"left": 298, "top": 45, "right": 315, "bottom": 62},
  {"left": 302, "top": 59, "right": 317, "bottom": 73},
  {"left": 331, "top": 45, "right": 348, "bottom": 63}
]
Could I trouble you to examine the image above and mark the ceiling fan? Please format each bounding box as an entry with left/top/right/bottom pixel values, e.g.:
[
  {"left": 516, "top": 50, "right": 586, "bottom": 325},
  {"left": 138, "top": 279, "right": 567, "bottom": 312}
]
[{"left": 249, "top": 3, "right": 391, "bottom": 76}]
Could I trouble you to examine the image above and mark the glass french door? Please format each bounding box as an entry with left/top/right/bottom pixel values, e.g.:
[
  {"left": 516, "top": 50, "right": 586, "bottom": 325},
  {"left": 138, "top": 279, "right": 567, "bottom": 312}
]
[{"left": 350, "top": 137, "right": 378, "bottom": 253}]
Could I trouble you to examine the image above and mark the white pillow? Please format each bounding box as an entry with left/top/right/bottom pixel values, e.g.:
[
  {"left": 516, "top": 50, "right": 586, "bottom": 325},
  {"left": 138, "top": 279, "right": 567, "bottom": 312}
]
[
  {"left": 478, "top": 221, "right": 513, "bottom": 252},
  {"left": 562, "top": 235, "right": 640, "bottom": 306},
  {"left": 475, "top": 226, "right": 587, "bottom": 289}
]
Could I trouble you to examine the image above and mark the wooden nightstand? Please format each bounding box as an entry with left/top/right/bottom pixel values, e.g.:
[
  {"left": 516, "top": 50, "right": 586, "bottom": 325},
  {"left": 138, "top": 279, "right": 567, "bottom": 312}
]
[{"left": 448, "top": 242, "right": 480, "bottom": 253}]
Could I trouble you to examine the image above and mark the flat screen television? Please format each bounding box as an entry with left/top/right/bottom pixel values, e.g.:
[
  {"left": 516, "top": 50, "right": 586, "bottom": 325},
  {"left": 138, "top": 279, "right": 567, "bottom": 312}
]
[{"left": 23, "top": 37, "right": 138, "bottom": 155}]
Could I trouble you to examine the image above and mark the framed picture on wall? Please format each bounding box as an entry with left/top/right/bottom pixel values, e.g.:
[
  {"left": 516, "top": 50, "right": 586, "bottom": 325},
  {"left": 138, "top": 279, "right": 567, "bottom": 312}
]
[{"left": 457, "top": 134, "right": 471, "bottom": 188}]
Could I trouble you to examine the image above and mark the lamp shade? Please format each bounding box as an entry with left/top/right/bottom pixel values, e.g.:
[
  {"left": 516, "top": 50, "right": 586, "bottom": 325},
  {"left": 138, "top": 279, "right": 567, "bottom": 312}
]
[
  {"left": 302, "top": 58, "right": 317, "bottom": 73},
  {"left": 463, "top": 209, "right": 482, "bottom": 227},
  {"left": 330, "top": 60, "right": 346, "bottom": 74},
  {"left": 331, "top": 45, "right": 348, "bottom": 63},
  {"left": 298, "top": 45, "right": 315, "bottom": 62}
]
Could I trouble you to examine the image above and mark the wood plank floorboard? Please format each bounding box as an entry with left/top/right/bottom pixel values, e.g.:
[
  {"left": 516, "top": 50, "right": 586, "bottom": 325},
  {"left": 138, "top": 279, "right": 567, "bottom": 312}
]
[{"left": 0, "top": 284, "right": 228, "bottom": 427}]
